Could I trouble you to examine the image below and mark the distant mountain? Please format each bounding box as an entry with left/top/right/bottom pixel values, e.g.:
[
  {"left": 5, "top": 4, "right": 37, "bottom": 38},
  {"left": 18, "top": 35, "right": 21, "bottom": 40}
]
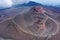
[
  {"left": 14, "top": 1, "right": 43, "bottom": 7},
  {"left": 43, "top": 5, "right": 60, "bottom": 13},
  {"left": 0, "top": 7, "right": 10, "bottom": 11},
  {"left": 14, "top": 1, "right": 60, "bottom": 13},
  {"left": 0, "top": 1, "right": 60, "bottom": 13},
  {"left": 56, "top": 5, "right": 60, "bottom": 8}
]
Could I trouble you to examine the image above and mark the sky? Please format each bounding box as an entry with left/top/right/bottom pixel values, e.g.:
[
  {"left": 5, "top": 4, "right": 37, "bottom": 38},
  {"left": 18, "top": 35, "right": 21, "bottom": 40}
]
[
  {"left": 0, "top": 0, "right": 60, "bottom": 9},
  {"left": 31, "top": 0, "right": 60, "bottom": 6}
]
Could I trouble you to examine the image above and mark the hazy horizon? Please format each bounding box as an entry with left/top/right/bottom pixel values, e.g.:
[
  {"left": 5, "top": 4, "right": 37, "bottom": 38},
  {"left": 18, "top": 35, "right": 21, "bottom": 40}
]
[
  {"left": 0, "top": 0, "right": 60, "bottom": 9},
  {"left": 31, "top": 0, "right": 60, "bottom": 6}
]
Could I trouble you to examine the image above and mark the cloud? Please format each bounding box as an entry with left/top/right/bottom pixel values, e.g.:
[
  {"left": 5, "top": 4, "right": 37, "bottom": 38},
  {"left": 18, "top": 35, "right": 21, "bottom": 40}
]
[
  {"left": 12, "top": 0, "right": 29, "bottom": 5},
  {"left": 0, "top": 0, "right": 30, "bottom": 9},
  {"left": 0, "top": 0, "right": 13, "bottom": 9}
]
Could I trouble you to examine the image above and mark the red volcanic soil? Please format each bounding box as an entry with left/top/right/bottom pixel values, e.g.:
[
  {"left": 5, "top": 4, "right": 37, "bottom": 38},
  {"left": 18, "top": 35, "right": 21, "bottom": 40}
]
[{"left": 0, "top": 6, "right": 60, "bottom": 40}]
